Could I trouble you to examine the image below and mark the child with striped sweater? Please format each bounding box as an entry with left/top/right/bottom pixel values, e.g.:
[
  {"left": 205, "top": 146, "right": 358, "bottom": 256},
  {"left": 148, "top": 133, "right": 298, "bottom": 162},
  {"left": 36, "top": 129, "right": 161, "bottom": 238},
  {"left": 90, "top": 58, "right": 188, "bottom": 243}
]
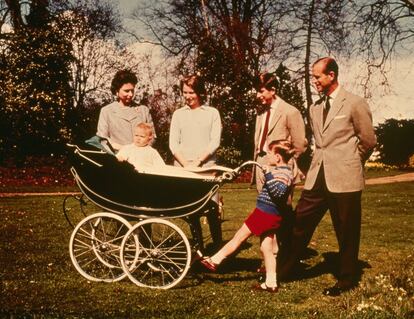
[{"left": 200, "top": 140, "right": 294, "bottom": 292}]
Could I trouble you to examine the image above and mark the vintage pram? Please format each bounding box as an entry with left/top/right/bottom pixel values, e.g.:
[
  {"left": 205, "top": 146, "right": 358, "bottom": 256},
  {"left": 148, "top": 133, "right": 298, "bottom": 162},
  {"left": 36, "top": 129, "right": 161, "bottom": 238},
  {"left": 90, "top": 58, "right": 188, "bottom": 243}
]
[{"left": 66, "top": 144, "right": 258, "bottom": 289}]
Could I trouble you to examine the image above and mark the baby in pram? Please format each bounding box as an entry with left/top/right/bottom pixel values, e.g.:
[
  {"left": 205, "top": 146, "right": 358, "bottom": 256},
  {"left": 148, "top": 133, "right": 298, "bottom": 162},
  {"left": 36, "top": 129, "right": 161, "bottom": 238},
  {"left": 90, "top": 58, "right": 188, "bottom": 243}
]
[
  {"left": 116, "top": 122, "right": 165, "bottom": 168},
  {"left": 115, "top": 122, "right": 230, "bottom": 181}
]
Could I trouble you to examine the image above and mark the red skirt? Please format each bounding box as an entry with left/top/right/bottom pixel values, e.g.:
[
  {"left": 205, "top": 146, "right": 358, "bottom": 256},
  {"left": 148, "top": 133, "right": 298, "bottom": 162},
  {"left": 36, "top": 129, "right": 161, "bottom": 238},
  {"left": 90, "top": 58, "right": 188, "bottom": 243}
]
[{"left": 245, "top": 207, "right": 282, "bottom": 236}]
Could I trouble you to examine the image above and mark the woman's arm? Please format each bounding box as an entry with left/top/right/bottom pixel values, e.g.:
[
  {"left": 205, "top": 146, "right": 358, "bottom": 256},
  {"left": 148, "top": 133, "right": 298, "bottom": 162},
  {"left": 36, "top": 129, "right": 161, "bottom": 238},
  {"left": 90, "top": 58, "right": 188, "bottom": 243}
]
[{"left": 199, "top": 108, "right": 222, "bottom": 164}]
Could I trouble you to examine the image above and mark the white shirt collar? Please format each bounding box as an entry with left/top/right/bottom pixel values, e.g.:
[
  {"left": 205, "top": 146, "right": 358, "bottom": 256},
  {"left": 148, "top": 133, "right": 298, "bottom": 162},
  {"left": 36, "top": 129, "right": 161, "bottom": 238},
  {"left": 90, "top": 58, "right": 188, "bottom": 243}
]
[{"left": 328, "top": 85, "right": 341, "bottom": 101}]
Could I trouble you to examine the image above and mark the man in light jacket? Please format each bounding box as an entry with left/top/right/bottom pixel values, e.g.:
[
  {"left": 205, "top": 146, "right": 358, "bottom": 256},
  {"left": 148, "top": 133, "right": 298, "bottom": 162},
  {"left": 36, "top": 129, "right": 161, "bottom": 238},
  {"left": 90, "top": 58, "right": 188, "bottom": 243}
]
[{"left": 278, "top": 57, "right": 377, "bottom": 296}]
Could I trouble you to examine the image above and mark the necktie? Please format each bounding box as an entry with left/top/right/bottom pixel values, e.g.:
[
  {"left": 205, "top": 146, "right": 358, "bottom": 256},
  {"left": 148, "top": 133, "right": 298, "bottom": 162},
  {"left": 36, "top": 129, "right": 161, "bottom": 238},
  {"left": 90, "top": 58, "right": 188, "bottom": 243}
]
[
  {"left": 323, "top": 95, "right": 331, "bottom": 125},
  {"left": 259, "top": 108, "right": 271, "bottom": 154}
]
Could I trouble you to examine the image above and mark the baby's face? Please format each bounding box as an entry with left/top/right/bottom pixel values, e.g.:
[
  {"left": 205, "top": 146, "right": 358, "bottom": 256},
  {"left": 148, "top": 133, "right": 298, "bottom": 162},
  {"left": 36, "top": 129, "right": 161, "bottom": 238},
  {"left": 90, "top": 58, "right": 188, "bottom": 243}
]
[{"left": 133, "top": 127, "right": 152, "bottom": 147}]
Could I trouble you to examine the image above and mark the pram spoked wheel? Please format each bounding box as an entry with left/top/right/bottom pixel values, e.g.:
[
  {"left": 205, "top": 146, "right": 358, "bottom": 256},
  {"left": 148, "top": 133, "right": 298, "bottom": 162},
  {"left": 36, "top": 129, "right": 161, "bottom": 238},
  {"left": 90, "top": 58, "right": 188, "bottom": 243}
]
[
  {"left": 69, "top": 212, "right": 135, "bottom": 282},
  {"left": 120, "top": 218, "right": 191, "bottom": 289},
  {"left": 63, "top": 194, "right": 95, "bottom": 228}
]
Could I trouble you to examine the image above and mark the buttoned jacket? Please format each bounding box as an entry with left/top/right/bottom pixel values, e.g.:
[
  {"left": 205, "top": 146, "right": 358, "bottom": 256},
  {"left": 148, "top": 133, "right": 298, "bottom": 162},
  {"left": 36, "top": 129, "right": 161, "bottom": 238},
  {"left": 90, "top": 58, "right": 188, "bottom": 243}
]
[
  {"left": 97, "top": 101, "right": 154, "bottom": 147},
  {"left": 304, "top": 87, "right": 377, "bottom": 192}
]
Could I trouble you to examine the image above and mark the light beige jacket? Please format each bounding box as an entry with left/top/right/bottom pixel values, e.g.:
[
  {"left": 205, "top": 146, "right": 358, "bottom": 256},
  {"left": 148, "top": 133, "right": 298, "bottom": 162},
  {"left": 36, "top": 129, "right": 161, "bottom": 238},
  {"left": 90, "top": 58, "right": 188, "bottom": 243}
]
[
  {"left": 97, "top": 102, "right": 154, "bottom": 147},
  {"left": 253, "top": 98, "right": 307, "bottom": 190},
  {"left": 254, "top": 98, "right": 307, "bottom": 160},
  {"left": 304, "top": 87, "right": 377, "bottom": 192}
]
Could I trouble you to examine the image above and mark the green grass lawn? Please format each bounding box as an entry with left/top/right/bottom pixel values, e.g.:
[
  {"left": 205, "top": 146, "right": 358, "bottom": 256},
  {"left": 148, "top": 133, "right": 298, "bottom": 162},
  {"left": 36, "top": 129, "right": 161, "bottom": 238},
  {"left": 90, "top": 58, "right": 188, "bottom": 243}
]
[{"left": 1, "top": 182, "right": 413, "bottom": 318}]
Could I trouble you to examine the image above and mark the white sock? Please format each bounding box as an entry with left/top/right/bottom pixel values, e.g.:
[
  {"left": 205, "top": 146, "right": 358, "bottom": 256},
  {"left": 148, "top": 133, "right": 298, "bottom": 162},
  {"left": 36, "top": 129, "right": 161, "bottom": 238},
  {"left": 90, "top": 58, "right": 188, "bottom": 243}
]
[
  {"left": 265, "top": 272, "right": 277, "bottom": 288},
  {"left": 211, "top": 252, "right": 226, "bottom": 265}
]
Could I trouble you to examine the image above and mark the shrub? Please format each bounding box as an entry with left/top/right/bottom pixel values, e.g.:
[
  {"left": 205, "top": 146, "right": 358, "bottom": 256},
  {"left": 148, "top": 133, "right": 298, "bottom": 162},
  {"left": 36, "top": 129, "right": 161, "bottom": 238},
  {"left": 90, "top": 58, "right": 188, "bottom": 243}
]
[{"left": 216, "top": 146, "right": 244, "bottom": 168}]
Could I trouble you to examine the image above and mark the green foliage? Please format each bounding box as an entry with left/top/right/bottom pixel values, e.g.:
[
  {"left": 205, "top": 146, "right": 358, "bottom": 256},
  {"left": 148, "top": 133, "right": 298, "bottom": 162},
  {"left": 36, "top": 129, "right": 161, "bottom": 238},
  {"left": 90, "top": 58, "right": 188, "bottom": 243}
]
[
  {"left": 275, "top": 64, "right": 306, "bottom": 117},
  {"left": 144, "top": 89, "right": 178, "bottom": 163},
  {"left": 216, "top": 146, "right": 243, "bottom": 168},
  {"left": 194, "top": 33, "right": 258, "bottom": 161},
  {"left": 375, "top": 119, "right": 414, "bottom": 167},
  {"left": 0, "top": 22, "right": 74, "bottom": 160},
  {"left": 0, "top": 1, "right": 124, "bottom": 161},
  {"left": 196, "top": 41, "right": 306, "bottom": 162}
]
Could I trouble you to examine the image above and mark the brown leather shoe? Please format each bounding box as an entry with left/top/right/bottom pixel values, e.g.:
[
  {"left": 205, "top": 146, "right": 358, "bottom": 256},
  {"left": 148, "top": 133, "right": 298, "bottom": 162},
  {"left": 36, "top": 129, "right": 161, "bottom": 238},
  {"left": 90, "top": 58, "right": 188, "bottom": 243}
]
[
  {"left": 323, "top": 282, "right": 357, "bottom": 297},
  {"left": 200, "top": 257, "right": 218, "bottom": 272},
  {"left": 252, "top": 283, "right": 278, "bottom": 293}
]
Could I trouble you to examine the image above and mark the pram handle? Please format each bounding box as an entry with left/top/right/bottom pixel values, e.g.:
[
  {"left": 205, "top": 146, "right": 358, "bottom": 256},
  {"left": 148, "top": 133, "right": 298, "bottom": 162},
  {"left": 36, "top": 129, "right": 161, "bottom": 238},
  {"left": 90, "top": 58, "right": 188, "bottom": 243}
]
[
  {"left": 218, "top": 160, "right": 263, "bottom": 182},
  {"left": 67, "top": 143, "right": 106, "bottom": 154},
  {"left": 67, "top": 143, "right": 106, "bottom": 167},
  {"left": 234, "top": 160, "right": 263, "bottom": 174}
]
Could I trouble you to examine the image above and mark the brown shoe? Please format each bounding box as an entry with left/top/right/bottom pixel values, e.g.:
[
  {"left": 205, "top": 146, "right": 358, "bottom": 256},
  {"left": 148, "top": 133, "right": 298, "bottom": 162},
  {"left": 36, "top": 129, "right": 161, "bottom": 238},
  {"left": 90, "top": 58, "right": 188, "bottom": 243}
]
[
  {"left": 200, "top": 257, "right": 218, "bottom": 272},
  {"left": 252, "top": 283, "right": 278, "bottom": 293},
  {"left": 323, "top": 282, "right": 357, "bottom": 297}
]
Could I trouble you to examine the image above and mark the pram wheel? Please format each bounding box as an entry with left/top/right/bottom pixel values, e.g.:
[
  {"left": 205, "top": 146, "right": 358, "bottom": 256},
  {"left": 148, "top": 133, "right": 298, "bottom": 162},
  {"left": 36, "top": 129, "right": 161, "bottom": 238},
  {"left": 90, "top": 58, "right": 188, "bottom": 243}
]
[
  {"left": 69, "top": 212, "right": 134, "bottom": 282},
  {"left": 63, "top": 194, "right": 96, "bottom": 228},
  {"left": 120, "top": 218, "right": 191, "bottom": 289}
]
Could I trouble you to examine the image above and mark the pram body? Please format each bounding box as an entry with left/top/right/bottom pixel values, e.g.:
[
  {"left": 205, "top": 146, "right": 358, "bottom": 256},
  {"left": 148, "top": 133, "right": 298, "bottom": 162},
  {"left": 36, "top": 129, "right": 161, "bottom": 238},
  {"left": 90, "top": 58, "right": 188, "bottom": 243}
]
[
  {"left": 66, "top": 144, "right": 258, "bottom": 289},
  {"left": 69, "top": 145, "right": 228, "bottom": 218}
]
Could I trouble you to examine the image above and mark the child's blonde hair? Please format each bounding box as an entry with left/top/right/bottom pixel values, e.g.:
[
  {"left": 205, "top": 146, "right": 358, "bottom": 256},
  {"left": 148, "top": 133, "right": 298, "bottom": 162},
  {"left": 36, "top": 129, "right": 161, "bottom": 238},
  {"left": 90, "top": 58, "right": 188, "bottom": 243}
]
[
  {"left": 268, "top": 139, "right": 295, "bottom": 163},
  {"left": 135, "top": 122, "right": 153, "bottom": 137}
]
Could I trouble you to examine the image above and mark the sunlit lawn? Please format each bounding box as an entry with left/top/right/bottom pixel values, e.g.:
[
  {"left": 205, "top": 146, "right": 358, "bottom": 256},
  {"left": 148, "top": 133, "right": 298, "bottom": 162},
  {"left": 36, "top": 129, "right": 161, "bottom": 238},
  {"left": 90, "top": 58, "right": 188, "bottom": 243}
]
[{"left": 1, "top": 181, "right": 413, "bottom": 318}]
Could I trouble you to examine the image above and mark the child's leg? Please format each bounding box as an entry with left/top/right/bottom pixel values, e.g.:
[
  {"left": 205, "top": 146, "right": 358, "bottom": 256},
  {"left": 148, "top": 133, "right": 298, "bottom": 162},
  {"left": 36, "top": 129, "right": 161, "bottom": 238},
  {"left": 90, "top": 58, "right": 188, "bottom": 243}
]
[
  {"left": 260, "top": 233, "right": 279, "bottom": 288},
  {"left": 272, "top": 233, "right": 279, "bottom": 262},
  {"left": 210, "top": 223, "right": 252, "bottom": 265}
]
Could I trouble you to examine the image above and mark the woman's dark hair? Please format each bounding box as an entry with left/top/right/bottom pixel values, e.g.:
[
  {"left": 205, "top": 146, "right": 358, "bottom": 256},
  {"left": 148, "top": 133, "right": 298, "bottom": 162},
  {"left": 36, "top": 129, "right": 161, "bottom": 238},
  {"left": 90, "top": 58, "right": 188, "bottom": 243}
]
[
  {"left": 254, "top": 72, "right": 279, "bottom": 91},
  {"left": 110, "top": 70, "right": 138, "bottom": 95},
  {"left": 180, "top": 74, "right": 207, "bottom": 103}
]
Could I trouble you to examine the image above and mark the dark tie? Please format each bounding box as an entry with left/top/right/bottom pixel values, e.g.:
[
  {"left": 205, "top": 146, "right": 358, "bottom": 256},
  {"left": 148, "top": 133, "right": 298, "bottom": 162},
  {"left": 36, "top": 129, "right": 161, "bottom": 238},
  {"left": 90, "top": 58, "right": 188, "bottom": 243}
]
[
  {"left": 323, "top": 95, "right": 331, "bottom": 125},
  {"left": 259, "top": 108, "right": 271, "bottom": 154}
]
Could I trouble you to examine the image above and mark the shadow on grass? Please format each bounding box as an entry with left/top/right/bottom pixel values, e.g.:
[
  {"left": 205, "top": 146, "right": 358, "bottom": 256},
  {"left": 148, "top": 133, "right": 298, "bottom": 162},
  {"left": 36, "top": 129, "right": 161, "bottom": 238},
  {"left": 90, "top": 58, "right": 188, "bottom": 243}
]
[
  {"left": 286, "top": 251, "right": 371, "bottom": 284},
  {"left": 184, "top": 232, "right": 374, "bottom": 290},
  {"left": 190, "top": 257, "right": 263, "bottom": 285}
]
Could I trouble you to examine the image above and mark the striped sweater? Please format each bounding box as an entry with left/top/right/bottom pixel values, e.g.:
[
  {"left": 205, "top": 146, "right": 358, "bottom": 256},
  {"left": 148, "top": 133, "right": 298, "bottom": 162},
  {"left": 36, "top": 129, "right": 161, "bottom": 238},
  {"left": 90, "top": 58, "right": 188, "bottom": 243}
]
[{"left": 256, "top": 165, "right": 293, "bottom": 215}]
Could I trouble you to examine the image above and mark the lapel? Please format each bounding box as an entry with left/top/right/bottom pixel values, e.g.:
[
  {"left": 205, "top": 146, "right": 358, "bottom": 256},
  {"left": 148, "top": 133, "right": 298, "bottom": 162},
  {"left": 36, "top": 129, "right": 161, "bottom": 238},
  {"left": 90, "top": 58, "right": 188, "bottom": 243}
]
[
  {"left": 267, "top": 99, "right": 283, "bottom": 134},
  {"left": 255, "top": 112, "right": 263, "bottom": 145},
  {"left": 312, "top": 97, "right": 324, "bottom": 137},
  {"left": 322, "top": 87, "right": 346, "bottom": 132}
]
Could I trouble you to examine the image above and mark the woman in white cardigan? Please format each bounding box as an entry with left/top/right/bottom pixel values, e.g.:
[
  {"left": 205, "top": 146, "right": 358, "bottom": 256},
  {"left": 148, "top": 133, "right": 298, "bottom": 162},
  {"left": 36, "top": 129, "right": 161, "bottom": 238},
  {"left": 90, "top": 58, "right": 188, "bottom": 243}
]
[{"left": 169, "top": 74, "right": 222, "bottom": 252}]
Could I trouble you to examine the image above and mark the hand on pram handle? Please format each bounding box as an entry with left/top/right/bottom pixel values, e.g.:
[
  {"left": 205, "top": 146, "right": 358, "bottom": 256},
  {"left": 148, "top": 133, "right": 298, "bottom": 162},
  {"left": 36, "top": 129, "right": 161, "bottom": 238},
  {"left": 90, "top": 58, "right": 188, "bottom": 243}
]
[
  {"left": 180, "top": 161, "right": 261, "bottom": 182},
  {"left": 233, "top": 160, "right": 263, "bottom": 174},
  {"left": 260, "top": 164, "right": 273, "bottom": 174},
  {"left": 218, "top": 160, "right": 263, "bottom": 182}
]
